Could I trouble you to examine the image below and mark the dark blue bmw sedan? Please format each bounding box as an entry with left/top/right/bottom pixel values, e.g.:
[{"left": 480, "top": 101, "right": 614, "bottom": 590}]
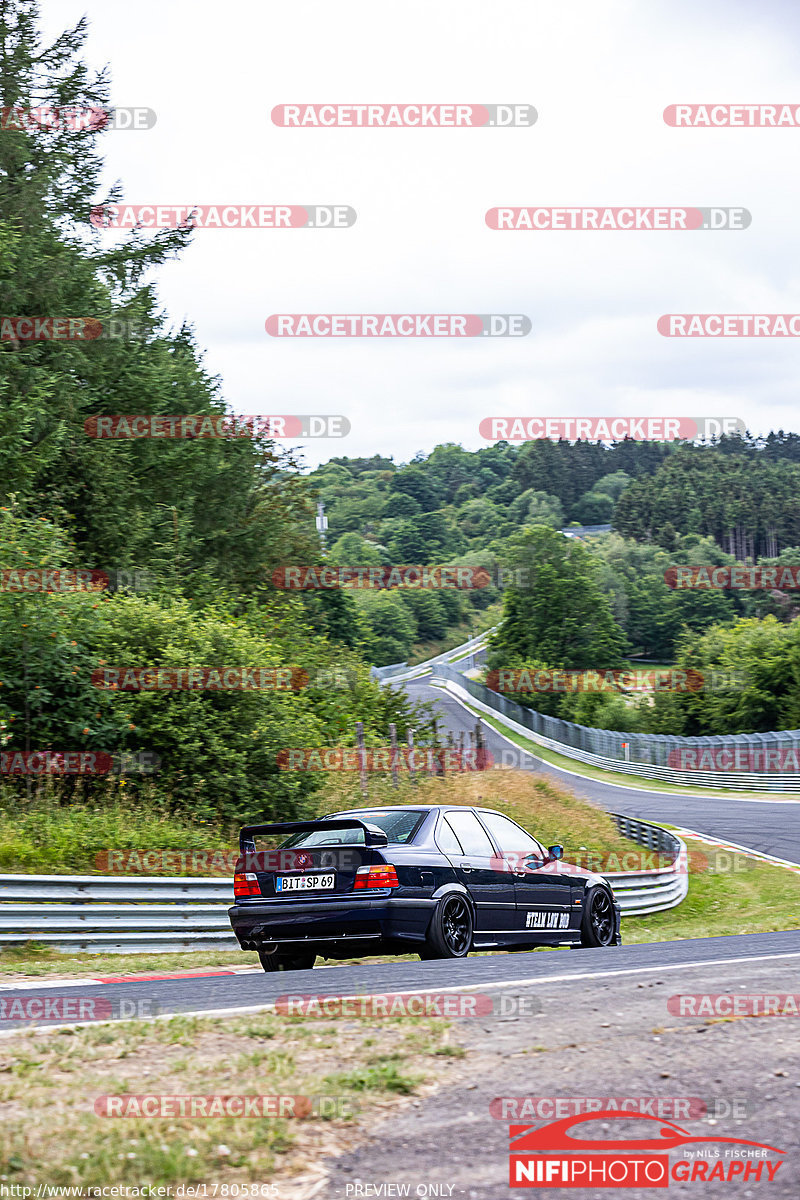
[{"left": 228, "top": 804, "right": 621, "bottom": 971}]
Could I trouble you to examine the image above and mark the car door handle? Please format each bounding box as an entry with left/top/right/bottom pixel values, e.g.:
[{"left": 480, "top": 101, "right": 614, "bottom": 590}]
[{"left": 460, "top": 862, "right": 473, "bottom": 872}]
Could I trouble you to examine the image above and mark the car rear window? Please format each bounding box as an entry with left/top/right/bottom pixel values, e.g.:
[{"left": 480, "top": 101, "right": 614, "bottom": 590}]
[{"left": 283, "top": 809, "right": 426, "bottom": 847}]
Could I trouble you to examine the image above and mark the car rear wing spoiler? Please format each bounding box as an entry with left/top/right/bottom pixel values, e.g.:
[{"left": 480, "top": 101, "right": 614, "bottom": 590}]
[{"left": 239, "top": 818, "right": 389, "bottom": 853}]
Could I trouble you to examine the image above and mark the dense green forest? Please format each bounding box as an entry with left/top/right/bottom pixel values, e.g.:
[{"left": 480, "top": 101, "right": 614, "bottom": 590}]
[
  {"left": 310, "top": 441, "right": 800, "bottom": 738},
  {"left": 3, "top": 2, "right": 800, "bottom": 826},
  {"left": 309, "top": 439, "right": 800, "bottom": 647},
  {"left": 0, "top": 3, "right": 429, "bottom": 821}
]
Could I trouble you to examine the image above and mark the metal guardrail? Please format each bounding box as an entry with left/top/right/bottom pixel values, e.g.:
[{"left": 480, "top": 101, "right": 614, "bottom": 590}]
[
  {"left": 434, "top": 666, "right": 800, "bottom": 793},
  {"left": 0, "top": 875, "right": 236, "bottom": 954},
  {"left": 0, "top": 813, "right": 686, "bottom": 952},
  {"left": 370, "top": 661, "right": 409, "bottom": 681},
  {"left": 604, "top": 815, "right": 688, "bottom": 916},
  {"left": 374, "top": 627, "right": 499, "bottom": 685},
  {"left": 560, "top": 524, "right": 613, "bottom": 538}
]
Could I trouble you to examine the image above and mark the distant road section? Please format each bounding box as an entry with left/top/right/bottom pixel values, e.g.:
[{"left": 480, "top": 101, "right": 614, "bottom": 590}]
[{"left": 401, "top": 678, "right": 800, "bottom": 865}]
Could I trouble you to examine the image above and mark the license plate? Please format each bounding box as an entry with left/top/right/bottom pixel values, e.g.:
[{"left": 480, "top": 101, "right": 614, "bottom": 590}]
[{"left": 276, "top": 872, "right": 335, "bottom": 893}]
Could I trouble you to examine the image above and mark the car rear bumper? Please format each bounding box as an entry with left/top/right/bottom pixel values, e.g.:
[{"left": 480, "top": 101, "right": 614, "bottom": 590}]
[
  {"left": 228, "top": 895, "right": 436, "bottom": 951},
  {"left": 613, "top": 899, "right": 623, "bottom": 945}
]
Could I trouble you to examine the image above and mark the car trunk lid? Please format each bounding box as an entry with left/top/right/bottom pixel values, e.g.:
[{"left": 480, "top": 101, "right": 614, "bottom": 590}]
[{"left": 237, "top": 818, "right": 388, "bottom": 898}]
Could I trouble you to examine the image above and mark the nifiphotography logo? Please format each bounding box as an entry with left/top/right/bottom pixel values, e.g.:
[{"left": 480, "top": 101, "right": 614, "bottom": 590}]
[{"left": 508, "top": 1111, "right": 784, "bottom": 1188}]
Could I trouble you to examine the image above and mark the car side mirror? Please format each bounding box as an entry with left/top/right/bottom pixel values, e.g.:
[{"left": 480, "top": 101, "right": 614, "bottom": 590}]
[{"left": 547, "top": 844, "right": 564, "bottom": 861}]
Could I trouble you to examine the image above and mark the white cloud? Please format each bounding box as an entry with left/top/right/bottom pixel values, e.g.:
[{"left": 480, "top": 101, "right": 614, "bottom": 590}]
[{"left": 44, "top": 0, "right": 800, "bottom": 466}]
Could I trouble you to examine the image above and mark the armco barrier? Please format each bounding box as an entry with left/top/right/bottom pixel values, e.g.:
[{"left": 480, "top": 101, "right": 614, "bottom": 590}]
[
  {"left": 432, "top": 664, "right": 800, "bottom": 793},
  {"left": 0, "top": 815, "right": 685, "bottom": 953},
  {"left": 376, "top": 626, "right": 498, "bottom": 685},
  {"left": 0, "top": 875, "right": 237, "bottom": 954},
  {"left": 370, "top": 661, "right": 408, "bottom": 682},
  {"left": 605, "top": 815, "right": 688, "bottom": 915}
]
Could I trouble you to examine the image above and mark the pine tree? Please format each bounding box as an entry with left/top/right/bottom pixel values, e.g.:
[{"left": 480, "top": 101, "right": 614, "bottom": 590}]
[{"left": 0, "top": 0, "right": 317, "bottom": 591}]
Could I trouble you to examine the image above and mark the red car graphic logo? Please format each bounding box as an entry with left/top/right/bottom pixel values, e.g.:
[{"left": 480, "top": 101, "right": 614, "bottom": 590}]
[
  {"left": 293, "top": 852, "right": 313, "bottom": 870},
  {"left": 510, "top": 1111, "right": 784, "bottom": 1155}
]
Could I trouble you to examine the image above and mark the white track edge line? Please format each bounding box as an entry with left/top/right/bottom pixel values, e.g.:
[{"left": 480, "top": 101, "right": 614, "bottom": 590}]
[{"left": 2, "top": 948, "right": 799, "bottom": 1037}]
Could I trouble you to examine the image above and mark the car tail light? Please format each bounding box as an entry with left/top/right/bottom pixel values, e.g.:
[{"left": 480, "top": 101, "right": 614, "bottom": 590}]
[
  {"left": 234, "top": 871, "right": 261, "bottom": 898},
  {"left": 354, "top": 864, "right": 399, "bottom": 890}
]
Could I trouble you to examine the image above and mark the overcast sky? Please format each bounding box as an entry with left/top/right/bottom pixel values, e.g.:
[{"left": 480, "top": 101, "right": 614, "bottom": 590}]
[{"left": 45, "top": 0, "right": 800, "bottom": 469}]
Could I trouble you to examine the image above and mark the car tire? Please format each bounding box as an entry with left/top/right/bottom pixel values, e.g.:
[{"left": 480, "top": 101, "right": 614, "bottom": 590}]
[
  {"left": 258, "top": 949, "right": 317, "bottom": 972},
  {"left": 580, "top": 887, "right": 616, "bottom": 948},
  {"left": 421, "top": 893, "right": 473, "bottom": 959}
]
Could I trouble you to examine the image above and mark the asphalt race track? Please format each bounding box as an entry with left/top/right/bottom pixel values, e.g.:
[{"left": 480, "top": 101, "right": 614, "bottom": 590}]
[
  {"left": 1, "top": 931, "right": 799, "bottom": 1028},
  {"left": 401, "top": 678, "right": 800, "bottom": 865}
]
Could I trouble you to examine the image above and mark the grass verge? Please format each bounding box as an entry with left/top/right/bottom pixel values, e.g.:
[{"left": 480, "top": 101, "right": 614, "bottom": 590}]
[
  {"left": 0, "top": 796, "right": 236, "bottom": 875},
  {"left": 0, "top": 944, "right": 424, "bottom": 981},
  {"left": 0, "top": 1006, "right": 461, "bottom": 1186},
  {"left": 621, "top": 830, "right": 800, "bottom": 942}
]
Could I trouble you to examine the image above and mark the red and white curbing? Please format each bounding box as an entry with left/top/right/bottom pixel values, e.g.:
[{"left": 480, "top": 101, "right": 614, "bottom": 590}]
[
  {"left": 670, "top": 828, "right": 800, "bottom": 877},
  {"left": 0, "top": 964, "right": 262, "bottom": 991}
]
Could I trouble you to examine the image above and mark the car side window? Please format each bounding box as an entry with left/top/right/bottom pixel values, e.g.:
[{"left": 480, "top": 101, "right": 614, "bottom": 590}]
[
  {"left": 478, "top": 812, "right": 545, "bottom": 858},
  {"left": 436, "top": 816, "right": 464, "bottom": 856},
  {"left": 445, "top": 810, "right": 495, "bottom": 857}
]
